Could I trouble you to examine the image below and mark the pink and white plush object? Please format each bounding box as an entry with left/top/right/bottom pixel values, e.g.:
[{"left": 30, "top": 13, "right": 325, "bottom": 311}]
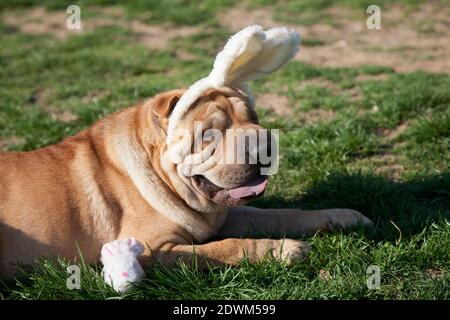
[
  {"left": 167, "top": 24, "right": 300, "bottom": 163},
  {"left": 101, "top": 238, "right": 145, "bottom": 293}
]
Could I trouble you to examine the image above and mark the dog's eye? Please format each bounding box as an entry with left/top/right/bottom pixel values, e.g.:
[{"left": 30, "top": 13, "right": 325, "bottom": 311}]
[{"left": 203, "top": 129, "right": 215, "bottom": 140}]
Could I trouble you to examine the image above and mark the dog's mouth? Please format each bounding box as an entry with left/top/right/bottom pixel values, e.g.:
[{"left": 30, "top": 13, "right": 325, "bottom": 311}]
[{"left": 192, "top": 175, "right": 268, "bottom": 206}]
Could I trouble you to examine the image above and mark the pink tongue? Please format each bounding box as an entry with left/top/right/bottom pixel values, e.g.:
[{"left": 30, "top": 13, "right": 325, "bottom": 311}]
[{"left": 228, "top": 176, "right": 268, "bottom": 199}]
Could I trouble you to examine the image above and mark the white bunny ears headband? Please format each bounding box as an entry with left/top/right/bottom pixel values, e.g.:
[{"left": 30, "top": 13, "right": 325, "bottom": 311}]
[{"left": 166, "top": 25, "right": 300, "bottom": 161}]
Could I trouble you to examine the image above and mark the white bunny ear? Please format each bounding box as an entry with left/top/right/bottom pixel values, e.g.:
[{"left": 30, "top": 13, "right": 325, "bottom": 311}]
[
  {"left": 211, "top": 26, "right": 300, "bottom": 86},
  {"left": 167, "top": 25, "right": 300, "bottom": 155},
  {"left": 208, "top": 25, "right": 266, "bottom": 86}
]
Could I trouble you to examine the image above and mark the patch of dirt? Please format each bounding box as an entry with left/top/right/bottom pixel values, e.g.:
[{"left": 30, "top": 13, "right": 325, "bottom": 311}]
[
  {"left": 299, "top": 109, "right": 336, "bottom": 124},
  {"left": 24, "top": 87, "right": 79, "bottom": 122},
  {"left": 0, "top": 136, "right": 26, "bottom": 151},
  {"left": 350, "top": 153, "right": 406, "bottom": 180},
  {"left": 424, "top": 268, "right": 445, "bottom": 279},
  {"left": 379, "top": 122, "right": 410, "bottom": 140},
  {"left": 318, "top": 269, "right": 332, "bottom": 281},
  {"left": 257, "top": 93, "right": 291, "bottom": 116},
  {"left": 298, "top": 78, "right": 363, "bottom": 101},
  {"left": 297, "top": 78, "right": 338, "bottom": 92},
  {"left": 128, "top": 21, "right": 199, "bottom": 49},
  {"left": 220, "top": 4, "right": 450, "bottom": 74},
  {"left": 257, "top": 88, "right": 337, "bottom": 123},
  {"left": 356, "top": 74, "right": 390, "bottom": 82},
  {"left": 1, "top": 7, "right": 199, "bottom": 49},
  {"left": 50, "top": 110, "right": 79, "bottom": 122},
  {"left": 386, "top": 123, "right": 410, "bottom": 140},
  {"left": 175, "top": 49, "right": 198, "bottom": 61},
  {"left": 91, "top": 6, "right": 124, "bottom": 17},
  {"left": 28, "top": 88, "right": 49, "bottom": 105},
  {"left": 219, "top": 8, "right": 278, "bottom": 31},
  {"left": 372, "top": 154, "right": 406, "bottom": 180},
  {"left": 3, "top": 7, "right": 88, "bottom": 40},
  {"left": 82, "top": 89, "right": 108, "bottom": 103},
  {"left": 24, "top": 85, "right": 82, "bottom": 122}
]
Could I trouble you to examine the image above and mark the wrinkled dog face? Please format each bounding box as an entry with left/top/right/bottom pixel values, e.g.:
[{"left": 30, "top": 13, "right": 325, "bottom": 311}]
[
  {"left": 155, "top": 26, "right": 298, "bottom": 210},
  {"left": 164, "top": 87, "right": 273, "bottom": 207}
]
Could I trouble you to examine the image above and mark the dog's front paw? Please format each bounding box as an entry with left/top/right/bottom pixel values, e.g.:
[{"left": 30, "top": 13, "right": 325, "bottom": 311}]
[
  {"left": 325, "top": 209, "right": 373, "bottom": 230},
  {"left": 101, "top": 238, "right": 145, "bottom": 293},
  {"left": 273, "top": 239, "right": 310, "bottom": 264}
]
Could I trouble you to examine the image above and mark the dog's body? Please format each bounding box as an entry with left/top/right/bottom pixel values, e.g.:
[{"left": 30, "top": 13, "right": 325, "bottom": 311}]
[{"left": 0, "top": 87, "right": 371, "bottom": 278}]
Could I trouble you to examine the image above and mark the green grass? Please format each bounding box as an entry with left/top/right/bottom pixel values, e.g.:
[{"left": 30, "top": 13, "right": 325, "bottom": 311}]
[
  {"left": 2, "top": 222, "right": 448, "bottom": 300},
  {"left": 0, "top": 1, "right": 449, "bottom": 300}
]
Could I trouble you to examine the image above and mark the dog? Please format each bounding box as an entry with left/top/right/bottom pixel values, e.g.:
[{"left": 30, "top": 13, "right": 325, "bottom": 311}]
[{"left": 0, "top": 26, "right": 371, "bottom": 291}]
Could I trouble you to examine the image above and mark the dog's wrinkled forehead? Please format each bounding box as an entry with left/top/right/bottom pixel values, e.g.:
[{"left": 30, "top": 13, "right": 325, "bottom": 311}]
[
  {"left": 164, "top": 87, "right": 258, "bottom": 165},
  {"left": 189, "top": 87, "right": 255, "bottom": 118},
  {"left": 177, "top": 87, "right": 257, "bottom": 133}
]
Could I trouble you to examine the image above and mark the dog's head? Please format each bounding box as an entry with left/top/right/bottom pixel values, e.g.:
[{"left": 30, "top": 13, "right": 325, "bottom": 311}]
[
  {"left": 148, "top": 25, "right": 299, "bottom": 212},
  {"left": 151, "top": 86, "right": 272, "bottom": 209}
]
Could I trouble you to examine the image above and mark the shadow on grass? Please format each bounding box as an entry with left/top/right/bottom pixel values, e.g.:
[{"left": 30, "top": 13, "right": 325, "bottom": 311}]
[{"left": 253, "top": 171, "right": 450, "bottom": 241}]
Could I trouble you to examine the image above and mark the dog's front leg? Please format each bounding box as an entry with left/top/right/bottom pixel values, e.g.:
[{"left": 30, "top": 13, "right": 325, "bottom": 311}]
[
  {"left": 146, "top": 238, "right": 310, "bottom": 268},
  {"left": 218, "top": 206, "right": 372, "bottom": 238},
  {"left": 100, "top": 237, "right": 309, "bottom": 292}
]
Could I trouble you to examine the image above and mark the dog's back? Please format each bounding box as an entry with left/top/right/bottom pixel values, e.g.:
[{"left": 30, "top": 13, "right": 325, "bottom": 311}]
[{"left": 0, "top": 135, "right": 108, "bottom": 277}]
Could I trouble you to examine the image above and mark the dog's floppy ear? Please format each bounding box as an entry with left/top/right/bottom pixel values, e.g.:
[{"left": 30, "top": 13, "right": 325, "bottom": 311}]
[{"left": 152, "top": 89, "right": 184, "bottom": 118}]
